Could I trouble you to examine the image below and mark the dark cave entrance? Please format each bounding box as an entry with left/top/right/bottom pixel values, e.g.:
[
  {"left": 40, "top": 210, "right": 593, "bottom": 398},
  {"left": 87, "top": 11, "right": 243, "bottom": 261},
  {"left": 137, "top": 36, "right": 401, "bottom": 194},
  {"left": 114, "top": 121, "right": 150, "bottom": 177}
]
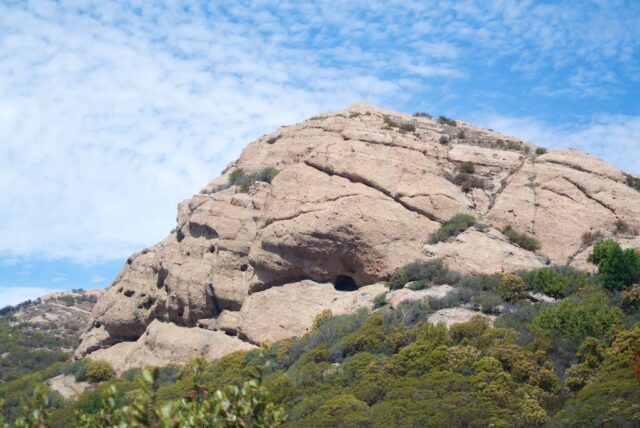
[{"left": 334, "top": 275, "right": 358, "bottom": 291}]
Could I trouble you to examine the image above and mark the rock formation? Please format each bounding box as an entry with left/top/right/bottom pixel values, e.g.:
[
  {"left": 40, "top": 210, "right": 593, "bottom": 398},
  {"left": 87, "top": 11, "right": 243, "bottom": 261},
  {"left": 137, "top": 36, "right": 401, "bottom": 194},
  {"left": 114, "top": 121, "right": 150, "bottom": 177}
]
[{"left": 75, "top": 104, "right": 640, "bottom": 371}]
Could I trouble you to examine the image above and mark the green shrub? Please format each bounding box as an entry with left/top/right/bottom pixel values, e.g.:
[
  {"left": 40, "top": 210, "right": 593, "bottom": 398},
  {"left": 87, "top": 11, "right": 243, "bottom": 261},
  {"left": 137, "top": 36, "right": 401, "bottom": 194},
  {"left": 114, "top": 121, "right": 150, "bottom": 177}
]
[
  {"left": 255, "top": 167, "right": 279, "bottom": 184},
  {"left": 588, "top": 239, "right": 640, "bottom": 290},
  {"left": 429, "top": 213, "right": 476, "bottom": 244},
  {"left": 625, "top": 173, "right": 640, "bottom": 191},
  {"left": 413, "top": 112, "right": 432, "bottom": 118},
  {"left": 526, "top": 266, "right": 588, "bottom": 298},
  {"left": 581, "top": 230, "right": 602, "bottom": 246},
  {"left": 84, "top": 359, "right": 115, "bottom": 383},
  {"left": 459, "top": 161, "right": 475, "bottom": 174},
  {"left": 382, "top": 115, "right": 415, "bottom": 133},
  {"left": 531, "top": 289, "right": 624, "bottom": 342},
  {"left": 373, "top": 293, "right": 387, "bottom": 309},
  {"left": 437, "top": 115, "right": 457, "bottom": 126},
  {"left": 531, "top": 268, "right": 566, "bottom": 298},
  {"left": 535, "top": 147, "right": 547, "bottom": 155},
  {"left": 439, "top": 135, "right": 449, "bottom": 145},
  {"left": 502, "top": 226, "right": 540, "bottom": 251},
  {"left": 621, "top": 284, "right": 640, "bottom": 312},
  {"left": 450, "top": 316, "right": 491, "bottom": 343},
  {"left": 228, "top": 167, "right": 280, "bottom": 191},
  {"left": 452, "top": 172, "right": 486, "bottom": 193},
  {"left": 457, "top": 130, "right": 466, "bottom": 140},
  {"left": 497, "top": 274, "right": 528, "bottom": 302},
  {"left": 387, "top": 260, "right": 460, "bottom": 290}
]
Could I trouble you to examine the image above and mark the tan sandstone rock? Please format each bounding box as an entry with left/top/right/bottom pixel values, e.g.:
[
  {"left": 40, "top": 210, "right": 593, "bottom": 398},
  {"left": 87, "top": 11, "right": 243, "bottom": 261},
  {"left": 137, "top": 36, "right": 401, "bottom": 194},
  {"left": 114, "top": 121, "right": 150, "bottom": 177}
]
[
  {"left": 86, "top": 319, "right": 256, "bottom": 374},
  {"left": 76, "top": 103, "right": 640, "bottom": 369},
  {"left": 428, "top": 308, "right": 496, "bottom": 328},
  {"left": 236, "top": 281, "right": 387, "bottom": 345},
  {"left": 387, "top": 285, "right": 454, "bottom": 309},
  {"left": 423, "top": 228, "right": 548, "bottom": 275}
]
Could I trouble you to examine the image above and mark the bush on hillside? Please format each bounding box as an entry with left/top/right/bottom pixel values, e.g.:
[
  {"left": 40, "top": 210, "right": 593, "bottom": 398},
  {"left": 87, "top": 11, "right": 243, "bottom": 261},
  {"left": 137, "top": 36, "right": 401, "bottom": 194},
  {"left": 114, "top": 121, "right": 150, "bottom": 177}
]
[
  {"left": 502, "top": 226, "right": 540, "bottom": 251},
  {"left": 621, "top": 284, "right": 640, "bottom": 312},
  {"left": 452, "top": 172, "right": 486, "bottom": 193},
  {"left": 497, "top": 274, "right": 528, "bottom": 302},
  {"left": 228, "top": 167, "right": 280, "bottom": 192},
  {"left": 588, "top": 239, "right": 640, "bottom": 290},
  {"left": 437, "top": 115, "right": 457, "bottom": 126},
  {"left": 84, "top": 359, "right": 115, "bottom": 383},
  {"left": 413, "top": 112, "right": 432, "bottom": 118},
  {"left": 429, "top": 214, "right": 476, "bottom": 244},
  {"left": 387, "top": 260, "right": 460, "bottom": 290}
]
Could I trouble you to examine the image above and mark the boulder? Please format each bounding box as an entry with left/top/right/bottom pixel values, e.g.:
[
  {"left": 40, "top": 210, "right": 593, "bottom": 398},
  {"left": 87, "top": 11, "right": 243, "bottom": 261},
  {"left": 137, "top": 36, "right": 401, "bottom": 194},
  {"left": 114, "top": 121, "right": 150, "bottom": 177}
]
[
  {"left": 236, "top": 281, "right": 387, "bottom": 345},
  {"left": 85, "top": 320, "right": 256, "bottom": 375}
]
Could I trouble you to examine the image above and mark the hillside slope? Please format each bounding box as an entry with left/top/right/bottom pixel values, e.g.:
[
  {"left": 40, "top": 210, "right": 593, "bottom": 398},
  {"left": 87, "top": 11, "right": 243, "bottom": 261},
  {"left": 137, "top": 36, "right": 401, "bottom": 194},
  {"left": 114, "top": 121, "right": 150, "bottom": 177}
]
[
  {"left": 75, "top": 104, "right": 640, "bottom": 371},
  {"left": 0, "top": 289, "right": 103, "bottom": 382}
]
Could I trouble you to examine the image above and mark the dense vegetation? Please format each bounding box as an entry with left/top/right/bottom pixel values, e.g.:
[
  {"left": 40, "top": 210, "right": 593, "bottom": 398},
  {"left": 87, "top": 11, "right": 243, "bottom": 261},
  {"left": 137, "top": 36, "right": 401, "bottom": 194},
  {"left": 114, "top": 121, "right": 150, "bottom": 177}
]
[
  {"left": 0, "top": 321, "right": 72, "bottom": 383},
  {"left": 2, "top": 241, "right": 640, "bottom": 427}
]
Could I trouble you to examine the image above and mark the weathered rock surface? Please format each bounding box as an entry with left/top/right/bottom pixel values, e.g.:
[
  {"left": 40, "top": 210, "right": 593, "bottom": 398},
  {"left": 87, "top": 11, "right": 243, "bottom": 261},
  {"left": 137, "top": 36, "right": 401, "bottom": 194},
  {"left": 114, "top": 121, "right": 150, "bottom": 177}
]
[
  {"left": 428, "top": 308, "right": 496, "bottom": 328},
  {"left": 87, "top": 320, "right": 256, "bottom": 375},
  {"left": 77, "top": 103, "right": 640, "bottom": 369},
  {"left": 47, "top": 375, "right": 91, "bottom": 399},
  {"left": 423, "top": 228, "right": 548, "bottom": 275},
  {"left": 387, "top": 285, "right": 454, "bottom": 309},
  {"left": 237, "top": 281, "right": 387, "bottom": 345}
]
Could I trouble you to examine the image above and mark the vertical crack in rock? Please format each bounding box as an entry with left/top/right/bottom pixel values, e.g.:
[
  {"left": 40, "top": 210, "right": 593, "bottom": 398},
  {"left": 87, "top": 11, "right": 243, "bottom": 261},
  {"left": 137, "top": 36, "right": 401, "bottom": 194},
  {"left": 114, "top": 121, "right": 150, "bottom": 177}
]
[{"left": 530, "top": 158, "right": 539, "bottom": 236}]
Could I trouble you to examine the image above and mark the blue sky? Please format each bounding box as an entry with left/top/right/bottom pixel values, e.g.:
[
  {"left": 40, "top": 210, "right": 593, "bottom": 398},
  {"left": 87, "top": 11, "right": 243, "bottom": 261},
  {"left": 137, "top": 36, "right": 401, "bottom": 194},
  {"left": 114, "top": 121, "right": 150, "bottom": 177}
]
[{"left": 1, "top": 0, "right": 639, "bottom": 305}]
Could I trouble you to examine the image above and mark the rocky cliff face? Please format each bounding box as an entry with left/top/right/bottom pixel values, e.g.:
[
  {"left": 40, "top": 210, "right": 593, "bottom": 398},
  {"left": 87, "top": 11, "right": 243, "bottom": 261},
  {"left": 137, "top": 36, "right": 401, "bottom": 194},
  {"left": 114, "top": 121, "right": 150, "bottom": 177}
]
[{"left": 75, "top": 104, "right": 640, "bottom": 372}]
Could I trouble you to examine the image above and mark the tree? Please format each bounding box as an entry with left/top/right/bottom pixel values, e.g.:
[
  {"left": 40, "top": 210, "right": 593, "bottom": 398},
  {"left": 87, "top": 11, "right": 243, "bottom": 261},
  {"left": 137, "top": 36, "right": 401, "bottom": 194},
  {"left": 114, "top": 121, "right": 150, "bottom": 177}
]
[
  {"left": 497, "top": 274, "right": 528, "bottom": 302},
  {"left": 589, "top": 239, "right": 640, "bottom": 290}
]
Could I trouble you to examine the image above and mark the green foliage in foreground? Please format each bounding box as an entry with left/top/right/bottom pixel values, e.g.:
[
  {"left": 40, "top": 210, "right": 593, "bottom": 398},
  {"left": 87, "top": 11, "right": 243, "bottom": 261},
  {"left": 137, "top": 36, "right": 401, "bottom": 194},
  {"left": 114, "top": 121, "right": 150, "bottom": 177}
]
[
  {"left": 3, "top": 244, "right": 640, "bottom": 427},
  {"left": 3, "top": 283, "right": 639, "bottom": 427}
]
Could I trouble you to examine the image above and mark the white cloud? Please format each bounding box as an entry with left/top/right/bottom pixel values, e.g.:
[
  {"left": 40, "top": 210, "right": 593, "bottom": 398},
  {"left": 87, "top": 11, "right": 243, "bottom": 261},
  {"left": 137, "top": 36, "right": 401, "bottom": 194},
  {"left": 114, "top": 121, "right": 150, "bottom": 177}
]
[
  {"left": 0, "top": 287, "right": 56, "bottom": 307},
  {"left": 476, "top": 114, "right": 640, "bottom": 174},
  {"left": 0, "top": 0, "right": 637, "bottom": 265},
  {"left": 0, "top": 1, "right": 400, "bottom": 263}
]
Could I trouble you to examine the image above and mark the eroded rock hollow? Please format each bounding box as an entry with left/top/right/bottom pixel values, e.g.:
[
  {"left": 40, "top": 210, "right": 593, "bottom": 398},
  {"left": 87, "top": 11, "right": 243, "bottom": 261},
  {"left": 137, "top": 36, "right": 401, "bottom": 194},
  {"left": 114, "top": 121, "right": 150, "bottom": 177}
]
[{"left": 76, "top": 104, "right": 640, "bottom": 372}]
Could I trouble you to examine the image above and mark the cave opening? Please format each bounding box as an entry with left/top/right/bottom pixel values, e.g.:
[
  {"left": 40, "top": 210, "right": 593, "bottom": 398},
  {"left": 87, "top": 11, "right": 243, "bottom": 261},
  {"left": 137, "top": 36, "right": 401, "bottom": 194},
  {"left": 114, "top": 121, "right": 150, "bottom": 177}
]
[{"left": 334, "top": 275, "right": 358, "bottom": 291}]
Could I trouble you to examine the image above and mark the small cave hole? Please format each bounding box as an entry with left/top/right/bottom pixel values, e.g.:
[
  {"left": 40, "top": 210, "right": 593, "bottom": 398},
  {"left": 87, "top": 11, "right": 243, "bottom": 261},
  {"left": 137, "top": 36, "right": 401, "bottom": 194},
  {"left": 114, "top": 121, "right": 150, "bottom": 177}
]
[
  {"left": 240, "top": 264, "right": 248, "bottom": 272},
  {"left": 124, "top": 290, "right": 135, "bottom": 297},
  {"left": 334, "top": 275, "right": 358, "bottom": 291}
]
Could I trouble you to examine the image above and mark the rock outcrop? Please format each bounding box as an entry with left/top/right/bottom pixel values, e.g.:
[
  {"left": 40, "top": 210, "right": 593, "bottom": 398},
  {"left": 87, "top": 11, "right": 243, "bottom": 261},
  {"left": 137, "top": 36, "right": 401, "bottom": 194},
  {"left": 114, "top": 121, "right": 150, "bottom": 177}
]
[{"left": 76, "top": 103, "right": 640, "bottom": 370}]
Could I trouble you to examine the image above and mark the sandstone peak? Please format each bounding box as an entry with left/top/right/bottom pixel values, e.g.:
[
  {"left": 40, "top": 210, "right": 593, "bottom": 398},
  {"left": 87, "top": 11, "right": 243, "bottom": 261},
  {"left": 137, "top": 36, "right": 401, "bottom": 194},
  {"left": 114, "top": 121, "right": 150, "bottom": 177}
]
[{"left": 76, "top": 105, "right": 640, "bottom": 371}]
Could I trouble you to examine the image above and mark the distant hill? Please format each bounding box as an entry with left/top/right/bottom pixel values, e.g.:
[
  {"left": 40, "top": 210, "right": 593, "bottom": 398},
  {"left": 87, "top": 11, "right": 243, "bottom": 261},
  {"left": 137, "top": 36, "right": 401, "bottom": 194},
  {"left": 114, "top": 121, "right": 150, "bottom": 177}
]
[{"left": 0, "top": 289, "right": 103, "bottom": 382}]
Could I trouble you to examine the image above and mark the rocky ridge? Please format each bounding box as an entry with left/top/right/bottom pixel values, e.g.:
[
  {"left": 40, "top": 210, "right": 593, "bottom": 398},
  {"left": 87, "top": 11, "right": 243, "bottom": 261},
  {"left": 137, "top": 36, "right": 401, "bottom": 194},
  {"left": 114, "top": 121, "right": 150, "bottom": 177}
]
[
  {"left": 2, "top": 289, "right": 104, "bottom": 353},
  {"left": 76, "top": 103, "right": 640, "bottom": 372}
]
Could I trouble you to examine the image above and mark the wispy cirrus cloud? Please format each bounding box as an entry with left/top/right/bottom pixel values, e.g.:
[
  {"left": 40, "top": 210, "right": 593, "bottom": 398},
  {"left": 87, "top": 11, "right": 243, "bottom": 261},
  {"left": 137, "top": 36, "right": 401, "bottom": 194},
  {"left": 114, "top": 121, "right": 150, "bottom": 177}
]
[
  {"left": 476, "top": 114, "right": 640, "bottom": 174},
  {"left": 0, "top": 0, "right": 638, "bottom": 273}
]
